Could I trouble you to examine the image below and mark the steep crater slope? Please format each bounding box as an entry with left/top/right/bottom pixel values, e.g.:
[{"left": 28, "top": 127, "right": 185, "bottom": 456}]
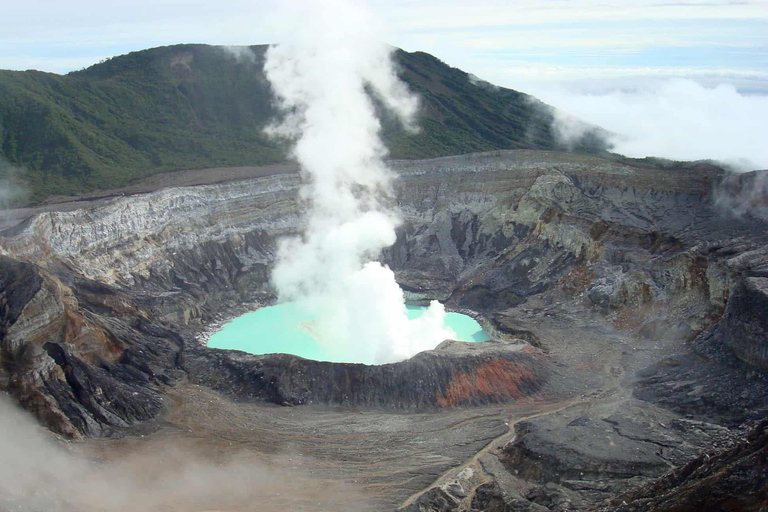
[{"left": 1, "top": 150, "right": 767, "bottom": 510}]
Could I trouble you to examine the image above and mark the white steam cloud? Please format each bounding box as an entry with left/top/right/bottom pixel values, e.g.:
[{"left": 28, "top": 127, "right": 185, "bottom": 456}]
[
  {"left": 714, "top": 170, "right": 768, "bottom": 221},
  {"left": 0, "top": 160, "right": 27, "bottom": 208},
  {"left": 539, "top": 79, "right": 768, "bottom": 171},
  {"left": 220, "top": 45, "right": 257, "bottom": 63},
  {"left": 264, "top": 0, "right": 455, "bottom": 365}
]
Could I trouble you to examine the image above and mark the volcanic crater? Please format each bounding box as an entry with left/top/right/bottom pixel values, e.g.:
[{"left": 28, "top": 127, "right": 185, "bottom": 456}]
[{"left": 1, "top": 150, "right": 767, "bottom": 511}]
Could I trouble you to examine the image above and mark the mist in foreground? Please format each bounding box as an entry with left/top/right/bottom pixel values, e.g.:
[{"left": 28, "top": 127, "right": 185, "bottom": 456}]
[{"left": 0, "top": 395, "right": 368, "bottom": 512}]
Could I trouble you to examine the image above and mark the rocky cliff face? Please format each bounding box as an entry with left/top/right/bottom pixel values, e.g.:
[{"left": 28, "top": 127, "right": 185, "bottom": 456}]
[
  {"left": 0, "top": 150, "right": 766, "bottom": 510},
  {"left": 716, "top": 276, "right": 768, "bottom": 368},
  {"left": 599, "top": 418, "right": 768, "bottom": 512},
  {"left": 0, "top": 255, "right": 180, "bottom": 437}
]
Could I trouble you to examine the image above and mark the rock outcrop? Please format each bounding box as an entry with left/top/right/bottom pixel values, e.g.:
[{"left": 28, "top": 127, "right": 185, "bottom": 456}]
[
  {"left": 0, "top": 256, "right": 182, "bottom": 437},
  {"left": 716, "top": 276, "right": 768, "bottom": 368},
  {"left": 599, "top": 419, "right": 768, "bottom": 512},
  {"left": 184, "top": 339, "right": 549, "bottom": 409}
]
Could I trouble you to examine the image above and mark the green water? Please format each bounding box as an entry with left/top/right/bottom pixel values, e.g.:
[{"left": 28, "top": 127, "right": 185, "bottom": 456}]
[{"left": 207, "top": 302, "right": 489, "bottom": 363}]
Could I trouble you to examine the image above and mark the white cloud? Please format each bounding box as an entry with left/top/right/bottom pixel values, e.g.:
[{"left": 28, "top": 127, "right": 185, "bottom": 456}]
[
  {"left": 484, "top": 63, "right": 768, "bottom": 89},
  {"left": 537, "top": 79, "right": 768, "bottom": 169},
  {"left": 0, "top": 55, "right": 108, "bottom": 74}
]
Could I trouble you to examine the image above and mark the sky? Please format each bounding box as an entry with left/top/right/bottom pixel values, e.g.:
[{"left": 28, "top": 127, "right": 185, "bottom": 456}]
[{"left": 1, "top": 0, "right": 767, "bottom": 168}]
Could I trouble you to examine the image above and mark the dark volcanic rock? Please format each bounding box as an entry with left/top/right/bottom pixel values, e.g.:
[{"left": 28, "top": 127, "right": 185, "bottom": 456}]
[
  {"left": 599, "top": 419, "right": 768, "bottom": 512},
  {"left": 717, "top": 276, "right": 768, "bottom": 368},
  {"left": 182, "top": 339, "right": 549, "bottom": 409},
  {"left": 400, "top": 488, "right": 460, "bottom": 512},
  {"left": 500, "top": 418, "right": 668, "bottom": 484},
  {"left": 634, "top": 334, "right": 768, "bottom": 426},
  {"left": 0, "top": 257, "right": 182, "bottom": 437}
]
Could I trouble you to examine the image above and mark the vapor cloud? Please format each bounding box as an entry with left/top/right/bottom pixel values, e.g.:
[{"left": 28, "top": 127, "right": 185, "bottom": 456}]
[
  {"left": 539, "top": 79, "right": 768, "bottom": 170},
  {"left": 264, "top": 0, "right": 456, "bottom": 364},
  {"left": 715, "top": 170, "right": 768, "bottom": 221},
  {"left": 220, "top": 45, "right": 257, "bottom": 63},
  {"left": 0, "top": 160, "right": 28, "bottom": 232},
  {"left": 0, "top": 395, "right": 368, "bottom": 512},
  {"left": 0, "top": 160, "right": 27, "bottom": 209}
]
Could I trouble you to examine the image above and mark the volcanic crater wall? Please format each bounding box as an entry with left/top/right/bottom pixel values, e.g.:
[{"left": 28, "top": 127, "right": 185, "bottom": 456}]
[{"left": 1, "top": 150, "right": 766, "bottom": 437}]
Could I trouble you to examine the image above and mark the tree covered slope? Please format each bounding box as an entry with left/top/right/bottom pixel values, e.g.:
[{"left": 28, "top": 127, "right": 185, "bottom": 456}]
[{"left": 0, "top": 44, "right": 605, "bottom": 204}]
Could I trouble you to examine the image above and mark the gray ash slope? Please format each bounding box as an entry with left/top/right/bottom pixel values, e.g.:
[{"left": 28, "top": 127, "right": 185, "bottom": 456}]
[{"left": 0, "top": 149, "right": 767, "bottom": 511}]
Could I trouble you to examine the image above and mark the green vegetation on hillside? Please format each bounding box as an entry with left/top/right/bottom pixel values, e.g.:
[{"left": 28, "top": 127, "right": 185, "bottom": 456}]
[{"left": 0, "top": 44, "right": 607, "bottom": 205}]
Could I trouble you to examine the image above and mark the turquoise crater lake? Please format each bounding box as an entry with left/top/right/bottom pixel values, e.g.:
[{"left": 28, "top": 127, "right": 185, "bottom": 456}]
[{"left": 207, "top": 303, "right": 490, "bottom": 364}]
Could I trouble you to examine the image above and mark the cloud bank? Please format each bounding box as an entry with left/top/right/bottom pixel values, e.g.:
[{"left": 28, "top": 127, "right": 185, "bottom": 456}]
[{"left": 538, "top": 79, "right": 768, "bottom": 170}]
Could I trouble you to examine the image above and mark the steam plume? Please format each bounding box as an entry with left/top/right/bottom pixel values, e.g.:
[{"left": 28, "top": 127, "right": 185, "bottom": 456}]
[
  {"left": 715, "top": 170, "right": 768, "bottom": 221},
  {"left": 0, "top": 159, "right": 27, "bottom": 207},
  {"left": 264, "top": 0, "right": 455, "bottom": 364}
]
